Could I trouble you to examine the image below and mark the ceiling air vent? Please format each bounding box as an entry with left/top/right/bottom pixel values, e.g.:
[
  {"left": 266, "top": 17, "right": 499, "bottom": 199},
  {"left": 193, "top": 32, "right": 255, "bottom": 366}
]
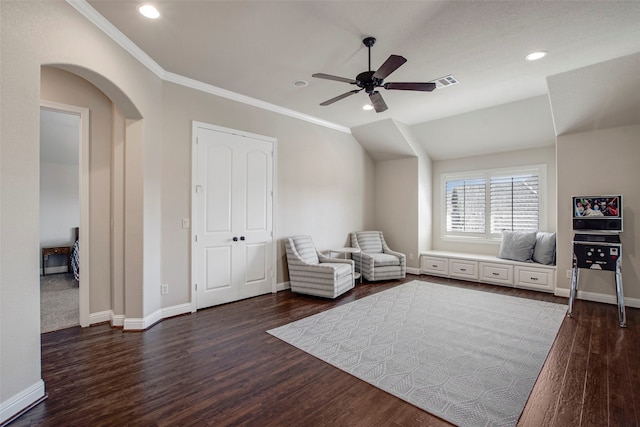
[{"left": 431, "top": 75, "right": 459, "bottom": 89}]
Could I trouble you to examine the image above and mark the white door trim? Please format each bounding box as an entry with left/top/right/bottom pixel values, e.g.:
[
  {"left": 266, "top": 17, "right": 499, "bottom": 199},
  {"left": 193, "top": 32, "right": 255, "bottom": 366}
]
[
  {"left": 190, "top": 121, "right": 277, "bottom": 312},
  {"left": 40, "top": 100, "right": 90, "bottom": 327}
]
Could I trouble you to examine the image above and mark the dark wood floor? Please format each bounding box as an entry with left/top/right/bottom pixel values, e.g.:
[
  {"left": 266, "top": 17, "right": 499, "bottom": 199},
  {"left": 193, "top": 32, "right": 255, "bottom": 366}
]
[{"left": 9, "top": 274, "right": 639, "bottom": 426}]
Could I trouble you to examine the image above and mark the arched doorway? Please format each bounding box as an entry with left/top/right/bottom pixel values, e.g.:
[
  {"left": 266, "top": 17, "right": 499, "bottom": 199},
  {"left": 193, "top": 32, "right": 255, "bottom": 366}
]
[{"left": 40, "top": 64, "right": 142, "bottom": 330}]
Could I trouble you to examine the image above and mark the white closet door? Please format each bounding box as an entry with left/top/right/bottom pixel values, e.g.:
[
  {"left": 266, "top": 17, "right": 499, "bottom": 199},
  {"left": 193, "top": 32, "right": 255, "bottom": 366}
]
[{"left": 194, "top": 125, "right": 274, "bottom": 309}]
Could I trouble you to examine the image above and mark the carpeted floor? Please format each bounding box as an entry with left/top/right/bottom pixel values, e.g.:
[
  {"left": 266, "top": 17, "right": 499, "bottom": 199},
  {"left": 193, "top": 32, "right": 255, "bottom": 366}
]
[
  {"left": 40, "top": 273, "right": 79, "bottom": 334},
  {"left": 268, "top": 280, "right": 567, "bottom": 427}
]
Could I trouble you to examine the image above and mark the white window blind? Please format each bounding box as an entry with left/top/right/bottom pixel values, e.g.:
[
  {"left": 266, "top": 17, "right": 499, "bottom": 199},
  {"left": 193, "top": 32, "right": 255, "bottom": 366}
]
[
  {"left": 443, "top": 166, "right": 544, "bottom": 240},
  {"left": 446, "top": 178, "right": 486, "bottom": 233},
  {"left": 490, "top": 174, "right": 539, "bottom": 233}
]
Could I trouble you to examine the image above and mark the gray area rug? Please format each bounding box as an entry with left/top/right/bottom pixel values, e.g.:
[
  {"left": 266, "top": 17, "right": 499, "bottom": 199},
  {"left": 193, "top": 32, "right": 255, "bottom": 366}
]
[
  {"left": 268, "top": 280, "right": 567, "bottom": 427},
  {"left": 41, "top": 273, "right": 79, "bottom": 333}
]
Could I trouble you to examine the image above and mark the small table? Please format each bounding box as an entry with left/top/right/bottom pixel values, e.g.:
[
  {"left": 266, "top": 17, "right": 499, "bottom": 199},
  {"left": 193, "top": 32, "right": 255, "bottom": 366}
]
[
  {"left": 42, "top": 246, "right": 72, "bottom": 276},
  {"left": 330, "top": 247, "right": 363, "bottom": 283}
]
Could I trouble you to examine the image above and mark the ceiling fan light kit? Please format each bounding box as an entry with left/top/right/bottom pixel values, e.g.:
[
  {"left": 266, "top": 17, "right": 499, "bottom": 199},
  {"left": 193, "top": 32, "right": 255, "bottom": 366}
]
[{"left": 312, "top": 36, "right": 436, "bottom": 113}]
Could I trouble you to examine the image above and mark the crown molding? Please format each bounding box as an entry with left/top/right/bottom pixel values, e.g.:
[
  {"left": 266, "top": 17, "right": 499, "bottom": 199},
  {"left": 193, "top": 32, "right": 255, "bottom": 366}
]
[
  {"left": 164, "top": 72, "right": 351, "bottom": 134},
  {"left": 66, "top": 0, "right": 166, "bottom": 78},
  {"left": 65, "top": 0, "right": 351, "bottom": 135}
]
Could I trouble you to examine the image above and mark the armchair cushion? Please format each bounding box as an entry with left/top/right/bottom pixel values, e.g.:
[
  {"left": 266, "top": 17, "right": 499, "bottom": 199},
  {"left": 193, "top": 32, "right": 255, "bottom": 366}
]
[
  {"left": 288, "top": 235, "right": 319, "bottom": 265},
  {"left": 354, "top": 231, "right": 384, "bottom": 253},
  {"left": 350, "top": 231, "right": 406, "bottom": 281},
  {"left": 368, "top": 253, "right": 401, "bottom": 267}
]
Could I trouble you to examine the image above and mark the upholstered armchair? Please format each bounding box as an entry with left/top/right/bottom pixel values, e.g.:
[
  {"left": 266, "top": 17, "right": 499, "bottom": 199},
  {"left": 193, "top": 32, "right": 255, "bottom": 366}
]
[
  {"left": 350, "top": 231, "right": 406, "bottom": 281},
  {"left": 285, "top": 236, "right": 355, "bottom": 298}
]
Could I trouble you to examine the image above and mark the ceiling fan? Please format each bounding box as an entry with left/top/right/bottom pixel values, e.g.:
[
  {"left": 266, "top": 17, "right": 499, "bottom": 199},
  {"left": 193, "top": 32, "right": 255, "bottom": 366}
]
[{"left": 312, "top": 36, "right": 436, "bottom": 113}]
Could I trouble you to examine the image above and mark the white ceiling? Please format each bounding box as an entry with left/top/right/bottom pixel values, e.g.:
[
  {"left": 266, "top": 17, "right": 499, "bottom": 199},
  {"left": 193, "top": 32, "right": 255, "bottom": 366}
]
[{"left": 81, "top": 0, "right": 640, "bottom": 159}]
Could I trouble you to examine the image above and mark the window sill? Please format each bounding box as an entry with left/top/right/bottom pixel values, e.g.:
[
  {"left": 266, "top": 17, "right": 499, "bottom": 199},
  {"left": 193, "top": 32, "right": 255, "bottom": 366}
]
[{"left": 440, "top": 235, "right": 502, "bottom": 246}]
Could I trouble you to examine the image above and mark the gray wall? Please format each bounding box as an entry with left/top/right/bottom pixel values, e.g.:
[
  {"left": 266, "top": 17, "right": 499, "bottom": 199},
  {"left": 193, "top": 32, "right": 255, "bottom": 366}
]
[
  {"left": 548, "top": 53, "right": 640, "bottom": 301},
  {"left": 556, "top": 126, "right": 640, "bottom": 299}
]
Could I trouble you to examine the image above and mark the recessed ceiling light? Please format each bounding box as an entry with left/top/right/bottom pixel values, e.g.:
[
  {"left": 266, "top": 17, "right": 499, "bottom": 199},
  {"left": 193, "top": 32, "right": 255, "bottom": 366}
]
[
  {"left": 294, "top": 80, "right": 308, "bottom": 87},
  {"left": 362, "top": 104, "right": 374, "bottom": 111},
  {"left": 139, "top": 4, "right": 160, "bottom": 19},
  {"left": 526, "top": 51, "right": 548, "bottom": 61}
]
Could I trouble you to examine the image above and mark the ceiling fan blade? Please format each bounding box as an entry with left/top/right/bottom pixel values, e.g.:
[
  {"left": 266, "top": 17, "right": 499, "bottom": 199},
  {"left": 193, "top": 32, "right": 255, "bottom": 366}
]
[
  {"left": 369, "top": 91, "right": 388, "bottom": 113},
  {"left": 372, "top": 55, "right": 407, "bottom": 80},
  {"left": 384, "top": 82, "right": 436, "bottom": 92},
  {"left": 319, "top": 90, "right": 361, "bottom": 106},
  {"left": 312, "top": 73, "right": 357, "bottom": 84}
]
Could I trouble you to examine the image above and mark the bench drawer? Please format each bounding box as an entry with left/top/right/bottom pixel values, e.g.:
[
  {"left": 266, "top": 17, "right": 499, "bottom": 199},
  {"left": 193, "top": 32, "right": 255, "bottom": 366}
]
[
  {"left": 480, "top": 262, "right": 513, "bottom": 286},
  {"left": 515, "top": 266, "right": 554, "bottom": 292},
  {"left": 422, "top": 256, "right": 449, "bottom": 276},
  {"left": 449, "top": 259, "right": 478, "bottom": 280}
]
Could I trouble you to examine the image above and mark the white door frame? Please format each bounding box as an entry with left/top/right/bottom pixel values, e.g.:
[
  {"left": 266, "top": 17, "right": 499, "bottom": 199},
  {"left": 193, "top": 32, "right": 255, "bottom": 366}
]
[
  {"left": 40, "top": 100, "right": 90, "bottom": 327},
  {"left": 190, "top": 121, "right": 278, "bottom": 312}
]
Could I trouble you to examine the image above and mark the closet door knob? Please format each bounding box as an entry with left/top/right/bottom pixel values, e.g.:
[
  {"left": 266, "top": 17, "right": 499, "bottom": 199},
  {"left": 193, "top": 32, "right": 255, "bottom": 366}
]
[
  {"left": 233, "top": 237, "right": 239, "bottom": 242},
  {"left": 240, "top": 236, "right": 245, "bottom": 241}
]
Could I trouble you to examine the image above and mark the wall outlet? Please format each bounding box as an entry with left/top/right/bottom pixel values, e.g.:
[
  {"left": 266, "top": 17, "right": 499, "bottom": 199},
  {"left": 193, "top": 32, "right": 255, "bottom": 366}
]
[
  {"left": 161, "top": 284, "right": 169, "bottom": 295},
  {"left": 409, "top": 253, "right": 414, "bottom": 261},
  {"left": 566, "top": 270, "right": 572, "bottom": 279}
]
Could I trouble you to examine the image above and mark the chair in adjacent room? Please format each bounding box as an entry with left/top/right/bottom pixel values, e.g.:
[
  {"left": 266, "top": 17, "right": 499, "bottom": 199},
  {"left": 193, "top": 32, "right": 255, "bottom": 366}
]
[
  {"left": 350, "top": 231, "right": 406, "bottom": 281},
  {"left": 285, "top": 235, "right": 355, "bottom": 298}
]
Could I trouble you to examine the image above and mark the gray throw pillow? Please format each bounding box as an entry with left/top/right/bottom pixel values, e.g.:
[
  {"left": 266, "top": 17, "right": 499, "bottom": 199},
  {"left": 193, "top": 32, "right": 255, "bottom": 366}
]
[
  {"left": 533, "top": 232, "right": 556, "bottom": 265},
  {"left": 498, "top": 230, "right": 537, "bottom": 262}
]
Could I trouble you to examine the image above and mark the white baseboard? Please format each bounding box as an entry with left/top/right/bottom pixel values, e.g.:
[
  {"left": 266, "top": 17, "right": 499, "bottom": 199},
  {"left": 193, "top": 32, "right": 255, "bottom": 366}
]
[
  {"left": 406, "top": 267, "right": 421, "bottom": 275},
  {"left": 161, "top": 303, "right": 192, "bottom": 319},
  {"left": 276, "top": 281, "right": 290, "bottom": 292},
  {"left": 554, "top": 288, "right": 640, "bottom": 308},
  {"left": 123, "top": 309, "right": 162, "bottom": 331},
  {"left": 88, "top": 310, "right": 124, "bottom": 327},
  {"left": 85, "top": 303, "right": 209, "bottom": 332},
  {"left": 111, "top": 314, "right": 125, "bottom": 327},
  {"left": 120, "top": 303, "right": 193, "bottom": 331},
  {"left": 0, "top": 380, "right": 46, "bottom": 425},
  {"left": 89, "top": 310, "right": 112, "bottom": 325}
]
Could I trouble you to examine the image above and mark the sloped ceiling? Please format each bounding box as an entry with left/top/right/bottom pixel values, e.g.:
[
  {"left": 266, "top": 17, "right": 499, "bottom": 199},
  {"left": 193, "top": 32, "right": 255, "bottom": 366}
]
[
  {"left": 411, "top": 96, "right": 556, "bottom": 160},
  {"left": 77, "top": 1, "right": 640, "bottom": 159},
  {"left": 548, "top": 52, "right": 640, "bottom": 136},
  {"left": 351, "top": 119, "right": 418, "bottom": 161}
]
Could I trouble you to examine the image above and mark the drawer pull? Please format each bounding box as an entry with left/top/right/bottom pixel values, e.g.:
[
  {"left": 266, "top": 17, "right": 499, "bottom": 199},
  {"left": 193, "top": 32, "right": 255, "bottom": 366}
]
[
  {"left": 492, "top": 272, "right": 500, "bottom": 276},
  {"left": 530, "top": 277, "right": 538, "bottom": 281},
  {"left": 431, "top": 264, "right": 438, "bottom": 268},
  {"left": 460, "top": 268, "right": 467, "bottom": 272}
]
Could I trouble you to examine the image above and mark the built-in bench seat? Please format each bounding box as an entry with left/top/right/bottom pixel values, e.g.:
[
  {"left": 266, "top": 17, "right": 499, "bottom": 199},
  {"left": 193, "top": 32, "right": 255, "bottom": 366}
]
[{"left": 421, "top": 250, "right": 557, "bottom": 293}]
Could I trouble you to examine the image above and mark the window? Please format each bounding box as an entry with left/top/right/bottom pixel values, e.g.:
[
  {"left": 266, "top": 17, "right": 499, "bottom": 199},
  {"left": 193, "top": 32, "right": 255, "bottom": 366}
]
[
  {"left": 443, "top": 165, "right": 545, "bottom": 241},
  {"left": 446, "top": 178, "right": 485, "bottom": 233}
]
